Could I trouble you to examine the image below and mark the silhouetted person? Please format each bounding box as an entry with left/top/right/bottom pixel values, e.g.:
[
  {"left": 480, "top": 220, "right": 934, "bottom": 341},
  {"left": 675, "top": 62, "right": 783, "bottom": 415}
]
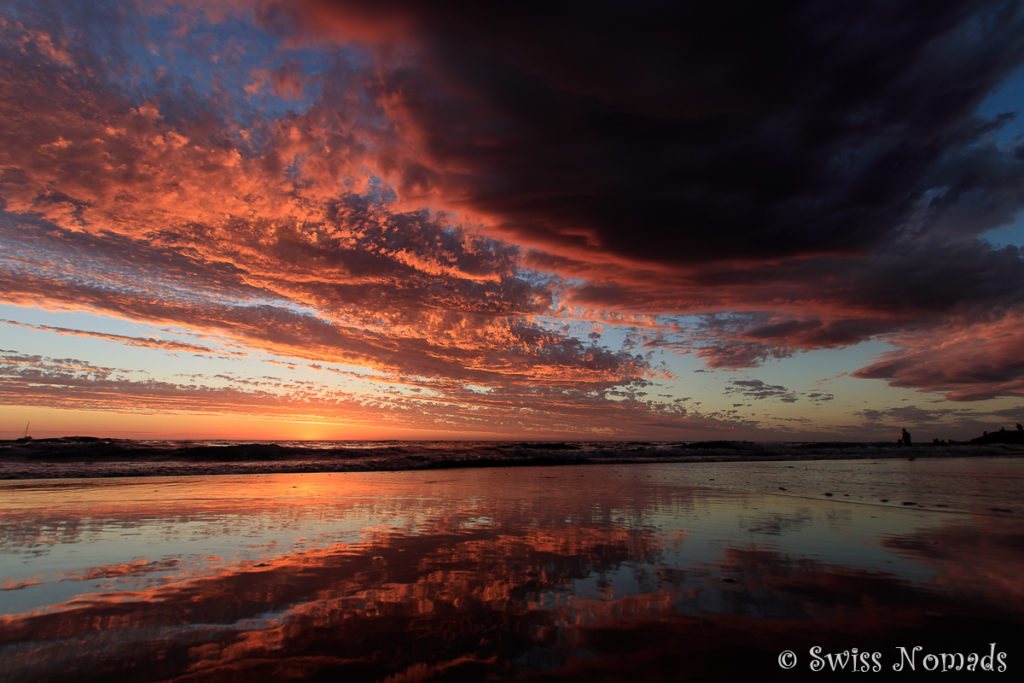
[
  {"left": 1017, "top": 423, "right": 1023, "bottom": 431},
  {"left": 901, "top": 429, "right": 912, "bottom": 447}
]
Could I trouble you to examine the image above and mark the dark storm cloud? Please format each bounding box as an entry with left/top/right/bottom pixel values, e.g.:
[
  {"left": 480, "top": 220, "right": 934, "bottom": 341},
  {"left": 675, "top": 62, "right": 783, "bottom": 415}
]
[
  {"left": 287, "top": 0, "right": 1024, "bottom": 403},
  {"left": 300, "top": 0, "right": 1024, "bottom": 264}
]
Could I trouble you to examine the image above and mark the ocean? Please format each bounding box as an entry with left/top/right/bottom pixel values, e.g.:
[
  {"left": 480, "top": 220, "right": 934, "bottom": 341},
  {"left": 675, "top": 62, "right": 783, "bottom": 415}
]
[{"left": 2, "top": 436, "right": 1020, "bottom": 480}]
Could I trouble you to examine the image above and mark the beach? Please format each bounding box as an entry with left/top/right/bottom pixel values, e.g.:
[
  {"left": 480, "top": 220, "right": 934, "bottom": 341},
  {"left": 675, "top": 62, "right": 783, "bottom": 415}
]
[{"left": 2, "top": 456, "right": 1022, "bottom": 681}]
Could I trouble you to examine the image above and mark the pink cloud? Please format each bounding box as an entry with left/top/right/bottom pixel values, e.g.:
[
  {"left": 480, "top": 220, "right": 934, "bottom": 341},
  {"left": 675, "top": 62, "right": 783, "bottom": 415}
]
[{"left": 852, "top": 312, "right": 1024, "bottom": 401}]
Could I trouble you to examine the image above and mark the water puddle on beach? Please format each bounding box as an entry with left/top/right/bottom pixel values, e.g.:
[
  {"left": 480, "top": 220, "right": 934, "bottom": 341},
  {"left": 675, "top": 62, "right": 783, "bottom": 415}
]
[{"left": 1, "top": 458, "right": 1022, "bottom": 681}]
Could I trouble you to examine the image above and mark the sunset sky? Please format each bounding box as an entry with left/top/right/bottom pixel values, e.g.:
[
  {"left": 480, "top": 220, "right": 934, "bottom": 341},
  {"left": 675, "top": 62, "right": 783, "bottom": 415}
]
[{"left": 2, "top": 0, "right": 1023, "bottom": 441}]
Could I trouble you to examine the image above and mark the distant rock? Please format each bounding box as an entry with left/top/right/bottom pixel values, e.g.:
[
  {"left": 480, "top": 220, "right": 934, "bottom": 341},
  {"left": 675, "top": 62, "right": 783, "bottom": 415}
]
[{"left": 970, "top": 428, "right": 1024, "bottom": 445}]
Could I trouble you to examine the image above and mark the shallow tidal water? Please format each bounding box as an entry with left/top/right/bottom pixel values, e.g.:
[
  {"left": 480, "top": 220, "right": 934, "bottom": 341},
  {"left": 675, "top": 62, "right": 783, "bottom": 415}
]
[{"left": 1, "top": 458, "right": 1022, "bottom": 681}]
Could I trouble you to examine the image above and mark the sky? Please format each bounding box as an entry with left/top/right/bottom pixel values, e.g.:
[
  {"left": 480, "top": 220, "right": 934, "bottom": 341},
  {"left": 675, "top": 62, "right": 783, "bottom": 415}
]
[{"left": 1, "top": 0, "right": 1023, "bottom": 441}]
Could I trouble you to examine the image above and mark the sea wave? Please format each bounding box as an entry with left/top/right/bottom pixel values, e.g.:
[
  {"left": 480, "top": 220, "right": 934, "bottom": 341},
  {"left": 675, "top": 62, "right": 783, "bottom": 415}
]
[{"left": 1, "top": 437, "right": 1020, "bottom": 479}]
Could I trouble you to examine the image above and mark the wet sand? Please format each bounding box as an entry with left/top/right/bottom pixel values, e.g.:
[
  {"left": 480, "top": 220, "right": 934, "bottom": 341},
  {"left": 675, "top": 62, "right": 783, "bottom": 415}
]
[{"left": 1, "top": 458, "right": 1022, "bottom": 681}]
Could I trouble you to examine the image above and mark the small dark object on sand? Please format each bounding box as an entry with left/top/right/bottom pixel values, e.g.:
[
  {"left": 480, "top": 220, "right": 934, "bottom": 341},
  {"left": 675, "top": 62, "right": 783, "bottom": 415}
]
[
  {"left": 902, "top": 501, "right": 916, "bottom": 506},
  {"left": 991, "top": 507, "right": 1013, "bottom": 513},
  {"left": 823, "top": 492, "right": 833, "bottom": 497},
  {"left": 778, "top": 486, "right": 787, "bottom": 491}
]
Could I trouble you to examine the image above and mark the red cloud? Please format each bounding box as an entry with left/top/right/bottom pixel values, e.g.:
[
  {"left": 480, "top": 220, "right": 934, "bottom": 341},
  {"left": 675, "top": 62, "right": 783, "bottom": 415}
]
[{"left": 853, "top": 312, "right": 1024, "bottom": 401}]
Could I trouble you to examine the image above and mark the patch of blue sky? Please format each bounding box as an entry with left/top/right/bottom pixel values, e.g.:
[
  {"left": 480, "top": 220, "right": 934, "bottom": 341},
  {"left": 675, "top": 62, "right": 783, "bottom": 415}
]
[
  {"left": 1, "top": 309, "right": 262, "bottom": 388},
  {"left": 526, "top": 309, "right": 920, "bottom": 421},
  {"left": 981, "top": 211, "right": 1024, "bottom": 248},
  {"left": 232, "top": 349, "right": 440, "bottom": 400},
  {"left": 646, "top": 336, "right": 913, "bottom": 420},
  {"left": 0, "top": 222, "right": 305, "bottom": 313},
  {"left": 130, "top": 34, "right": 277, "bottom": 129},
  {"left": 529, "top": 312, "right": 649, "bottom": 335},
  {"left": 64, "top": 2, "right": 369, "bottom": 156},
  {"left": 1, "top": 324, "right": 182, "bottom": 381},
  {"left": 0, "top": 309, "right": 242, "bottom": 372},
  {"left": 737, "top": 339, "right": 896, "bottom": 388},
  {"left": 0, "top": 310, "right": 417, "bottom": 403},
  {"left": 0, "top": 303, "right": 159, "bottom": 338},
  {"left": 364, "top": 375, "right": 447, "bottom": 399},
  {"left": 363, "top": 178, "right": 399, "bottom": 205},
  {"left": 976, "top": 66, "right": 1024, "bottom": 145},
  {"left": 973, "top": 68, "right": 1024, "bottom": 248},
  {"left": 515, "top": 267, "right": 570, "bottom": 285},
  {"left": 238, "top": 298, "right": 325, "bottom": 317},
  {"left": 4, "top": 255, "right": 266, "bottom": 311}
]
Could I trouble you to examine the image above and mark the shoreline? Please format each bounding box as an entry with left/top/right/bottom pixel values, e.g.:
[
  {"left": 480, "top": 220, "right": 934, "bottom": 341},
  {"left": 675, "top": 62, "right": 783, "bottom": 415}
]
[
  {"left": 1, "top": 438, "right": 1021, "bottom": 480},
  {"left": 3, "top": 459, "right": 1022, "bottom": 682}
]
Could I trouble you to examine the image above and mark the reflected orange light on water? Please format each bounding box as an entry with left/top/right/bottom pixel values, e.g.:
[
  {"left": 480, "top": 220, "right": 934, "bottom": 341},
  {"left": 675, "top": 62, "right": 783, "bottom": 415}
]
[{"left": 2, "top": 463, "right": 1023, "bottom": 681}]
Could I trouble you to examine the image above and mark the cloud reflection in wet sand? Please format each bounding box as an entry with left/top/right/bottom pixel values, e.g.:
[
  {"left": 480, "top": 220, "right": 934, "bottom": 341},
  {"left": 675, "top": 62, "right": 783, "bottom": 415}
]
[{"left": 1, "top": 463, "right": 1022, "bottom": 681}]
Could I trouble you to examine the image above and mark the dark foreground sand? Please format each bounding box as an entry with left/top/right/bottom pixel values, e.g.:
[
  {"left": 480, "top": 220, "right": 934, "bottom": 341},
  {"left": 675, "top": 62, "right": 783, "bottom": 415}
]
[{"left": 1, "top": 458, "right": 1022, "bottom": 681}]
